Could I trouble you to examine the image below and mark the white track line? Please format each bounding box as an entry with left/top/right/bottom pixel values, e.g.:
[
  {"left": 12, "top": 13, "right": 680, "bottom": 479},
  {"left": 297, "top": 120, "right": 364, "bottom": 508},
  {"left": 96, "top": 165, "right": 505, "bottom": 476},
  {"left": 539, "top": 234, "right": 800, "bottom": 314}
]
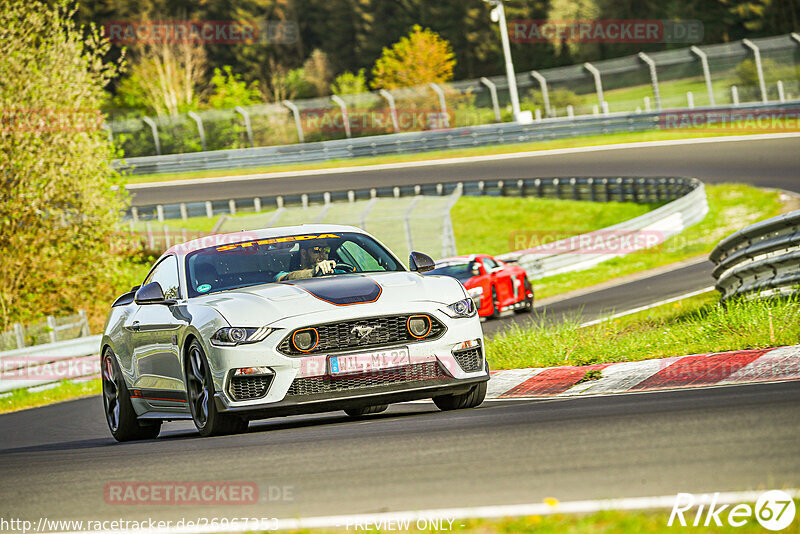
[
  {"left": 124, "top": 132, "right": 800, "bottom": 190},
  {"left": 579, "top": 286, "right": 716, "bottom": 328},
  {"left": 53, "top": 489, "right": 800, "bottom": 534}
]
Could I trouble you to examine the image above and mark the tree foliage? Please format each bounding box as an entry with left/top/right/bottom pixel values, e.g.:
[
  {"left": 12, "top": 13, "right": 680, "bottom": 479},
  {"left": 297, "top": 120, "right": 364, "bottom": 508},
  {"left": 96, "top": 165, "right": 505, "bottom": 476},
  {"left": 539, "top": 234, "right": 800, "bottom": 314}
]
[
  {"left": 331, "top": 69, "right": 368, "bottom": 95},
  {"left": 371, "top": 25, "right": 456, "bottom": 89},
  {"left": 0, "top": 0, "right": 128, "bottom": 329}
]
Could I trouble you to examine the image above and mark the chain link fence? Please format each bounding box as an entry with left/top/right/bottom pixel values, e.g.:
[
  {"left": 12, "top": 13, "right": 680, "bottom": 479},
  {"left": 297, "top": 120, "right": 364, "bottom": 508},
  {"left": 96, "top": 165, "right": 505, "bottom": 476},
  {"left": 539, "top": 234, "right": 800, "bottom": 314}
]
[{"left": 108, "top": 33, "right": 800, "bottom": 158}]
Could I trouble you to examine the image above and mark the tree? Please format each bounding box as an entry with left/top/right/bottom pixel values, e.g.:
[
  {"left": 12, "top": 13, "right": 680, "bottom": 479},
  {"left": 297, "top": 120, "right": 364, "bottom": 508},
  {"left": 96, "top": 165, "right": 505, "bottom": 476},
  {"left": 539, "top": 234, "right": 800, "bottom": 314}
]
[
  {"left": 331, "top": 69, "right": 368, "bottom": 95},
  {"left": 370, "top": 25, "right": 456, "bottom": 89},
  {"left": 0, "top": 0, "right": 127, "bottom": 329},
  {"left": 302, "top": 49, "right": 334, "bottom": 97},
  {"left": 207, "top": 66, "right": 262, "bottom": 109}
]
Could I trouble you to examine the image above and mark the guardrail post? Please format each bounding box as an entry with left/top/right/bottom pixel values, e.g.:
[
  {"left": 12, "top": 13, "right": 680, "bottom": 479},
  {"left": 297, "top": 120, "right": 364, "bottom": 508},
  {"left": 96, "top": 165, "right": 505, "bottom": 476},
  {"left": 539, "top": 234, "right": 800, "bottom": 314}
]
[
  {"left": 187, "top": 111, "right": 207, "bottom": 151},
  {"left": 566, "top": 105, "right": 574, "bottom": 118},
  {"left": 687, "top": 92, "right": 694, "bottom": 109},
  {"left": 777, "top": 81, "right": 785, "bottom": 102},
  {"left": 530, "top": 70, "right": 551, "bottom": 117},
  {"left": 156, "top": 205, "right": 164, "bottom": 223},
  {"left": 534, "top": 109, "right": 542, "bottom": 121},
  {"left": 379, "top": 89, "right": 400, "bottom": 133},
  {"left": 14, "top": 323, "right": 25, "bottom": 348},
  {"left": 731, "top": 86, "right": 740, "bottom": 105},
  {"left": 234, "top": 106, "right": 255, "bottom": 147},
  {"left": 205, "top": 201, "right": 213, "bottom": 218},
  {"left": 131, "top": 207, "right": 139, "bottom": 223},
  {"left": 282, "top": 100, "right": 304, "bottom": 143},
  {"left": 583, "top": 62, "right": 605, "bottom": 110},
  {"left": 46, "top": 315, "right": 57, "bottom": 343},
  {"left": 78, "top": 310, "right": 90, "bottom": 337},
  {"left": 228, "top": 199, "right": 236, "bottom": 216},
  {"left": 330, "top": 95, "right": 352, "bottom": 138},
  {"left": 690, "top": 46, "right": 715, "bottom": 107},
  {"left": 638, "top": 52, "right": 661, "bottom": 111},
  {"left": 587, "top": 178, "right": 595, "bottom": 201},
  {"left": 429, "top": 83, "right": 450, "bottom": 128},
  {"left": 480, "top": 77, "right": 501, "bottom": 122},
  {"left": 179, "top": 203, "right": 188, "bottom": 221},
  {"left": 742, "top": 39, "right": 768, "bottom": 103},
  {"left": 254, "top": 197, "right": 261, "bottom": 212},
  {"left": 142, "top": 117, "right": 161, "bottom": 156}
]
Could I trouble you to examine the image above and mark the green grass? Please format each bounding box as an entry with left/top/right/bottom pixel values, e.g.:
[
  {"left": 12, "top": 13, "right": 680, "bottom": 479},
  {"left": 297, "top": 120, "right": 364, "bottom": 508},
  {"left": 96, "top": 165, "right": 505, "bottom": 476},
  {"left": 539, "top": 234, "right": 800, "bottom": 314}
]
[
  {"left": 123, "top": 127, "right": 793, "bottom": 184},
  {"left": 486, "top": 292, "right": 799, "bottom": 370},
  {"left": 0, "top": 379, "right": 100, "bottom": 415},
  {"left": 532, "top": 184, "right": 784, "bottom": 300},
  {"left": 451, "top": 197, "right": 658, "bottom": 258}
]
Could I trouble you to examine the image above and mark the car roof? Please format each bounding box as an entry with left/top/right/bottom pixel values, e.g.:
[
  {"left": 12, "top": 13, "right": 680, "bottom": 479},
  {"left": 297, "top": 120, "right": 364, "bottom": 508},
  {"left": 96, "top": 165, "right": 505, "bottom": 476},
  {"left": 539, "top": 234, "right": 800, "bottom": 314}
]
[{"left": 163, "top": 224, "right": 368, "bottom": 258}]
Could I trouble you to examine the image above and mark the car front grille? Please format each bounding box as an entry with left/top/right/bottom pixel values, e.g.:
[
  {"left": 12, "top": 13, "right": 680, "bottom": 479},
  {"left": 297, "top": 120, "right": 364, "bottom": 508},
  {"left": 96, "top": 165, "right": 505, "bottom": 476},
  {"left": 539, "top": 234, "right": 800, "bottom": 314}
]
[
  {"left": 453, "top": 347, "right": 484, "bottom": 373},
  {"left": 278, "top": 314, "right": 446, "bottom": 356},
  {"left": 285, "top": 362, "right": 447, "bottom": 397},
  {"left": 229, "top": 374, "right": 272, "bottom": 401}
]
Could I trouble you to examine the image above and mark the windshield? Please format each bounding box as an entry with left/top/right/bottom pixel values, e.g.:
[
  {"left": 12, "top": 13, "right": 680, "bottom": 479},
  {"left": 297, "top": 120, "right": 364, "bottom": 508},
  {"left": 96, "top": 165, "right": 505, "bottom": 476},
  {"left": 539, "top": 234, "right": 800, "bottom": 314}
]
[
  {"left": 185, "top": 232, "right": 405, "bottom": 297},
  {"left": 426, "top": 261, "right": 477, "bottom": 283}
]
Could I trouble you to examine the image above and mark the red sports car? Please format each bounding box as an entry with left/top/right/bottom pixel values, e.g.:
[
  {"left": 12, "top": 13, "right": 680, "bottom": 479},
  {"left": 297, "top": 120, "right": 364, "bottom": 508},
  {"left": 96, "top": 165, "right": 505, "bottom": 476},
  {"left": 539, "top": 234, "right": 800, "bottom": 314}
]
[{"left": 426, "top": 254, "right": 534, "bottom": 318}]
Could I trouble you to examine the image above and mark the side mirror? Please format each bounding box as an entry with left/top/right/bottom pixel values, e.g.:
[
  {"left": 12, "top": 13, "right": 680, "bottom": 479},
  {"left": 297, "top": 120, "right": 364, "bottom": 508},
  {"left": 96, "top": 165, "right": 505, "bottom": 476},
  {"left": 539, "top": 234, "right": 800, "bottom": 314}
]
[
  {"left": 134, "top": 282, "right": 175, "bottom": 305},
  {"left": 409, "top": 251, "right": 435, "bottom": 273}
]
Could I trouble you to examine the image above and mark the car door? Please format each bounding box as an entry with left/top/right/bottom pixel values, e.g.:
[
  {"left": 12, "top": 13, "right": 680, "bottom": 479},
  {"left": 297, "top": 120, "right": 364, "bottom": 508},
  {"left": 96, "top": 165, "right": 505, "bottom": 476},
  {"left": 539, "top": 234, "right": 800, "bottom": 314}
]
[
  {"left": 127, "top": 255, "right": 189, "bottom": 404},
  {"left": 482, "top": 257, "right": 513, "bottom": 308}
]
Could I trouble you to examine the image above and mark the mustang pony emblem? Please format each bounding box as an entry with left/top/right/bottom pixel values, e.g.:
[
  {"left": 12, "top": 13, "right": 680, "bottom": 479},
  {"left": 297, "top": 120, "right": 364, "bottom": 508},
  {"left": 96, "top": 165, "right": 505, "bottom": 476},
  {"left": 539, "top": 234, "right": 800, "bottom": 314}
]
[{"left": 351, "top": 325, "right": 378, "bottom": 340}]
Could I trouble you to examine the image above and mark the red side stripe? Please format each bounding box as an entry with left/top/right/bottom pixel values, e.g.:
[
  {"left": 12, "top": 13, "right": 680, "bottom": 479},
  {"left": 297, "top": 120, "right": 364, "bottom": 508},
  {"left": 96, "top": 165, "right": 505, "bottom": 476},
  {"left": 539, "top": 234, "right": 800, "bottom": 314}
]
[
  {"left": 630, "top": 349, "right": 770, "bottom": 391},
  {"left": 502, "top": 363, "right": 612, "bottom": 397}
]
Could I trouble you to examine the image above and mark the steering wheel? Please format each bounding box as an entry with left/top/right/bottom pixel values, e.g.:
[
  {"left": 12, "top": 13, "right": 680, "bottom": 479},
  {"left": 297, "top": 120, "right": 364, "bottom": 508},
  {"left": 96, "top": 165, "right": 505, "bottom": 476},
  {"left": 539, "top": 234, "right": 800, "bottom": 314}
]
[{"left": 313, "top": 263, "right": 356, "bottom": 276}]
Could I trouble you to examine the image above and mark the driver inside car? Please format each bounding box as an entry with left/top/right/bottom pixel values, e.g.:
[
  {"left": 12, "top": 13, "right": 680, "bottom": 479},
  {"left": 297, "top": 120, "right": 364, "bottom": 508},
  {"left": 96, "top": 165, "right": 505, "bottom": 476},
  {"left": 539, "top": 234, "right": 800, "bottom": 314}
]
[{"left": 274, "top": 241, "right": 337, "bottom": 281}]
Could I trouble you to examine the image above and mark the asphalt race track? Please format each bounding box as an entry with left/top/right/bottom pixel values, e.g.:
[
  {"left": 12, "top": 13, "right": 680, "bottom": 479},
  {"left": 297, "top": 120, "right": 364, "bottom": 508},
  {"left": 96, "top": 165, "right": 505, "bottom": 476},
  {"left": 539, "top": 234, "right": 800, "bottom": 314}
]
[
  {"left": 1, "top": 135, "right": 797, "bottom": 529},
  {"left": 1, "top": 382, "right": 798, "bottom": 525},
  {"left": 127, "top": 135, "right": 800, "bottom": 206}
]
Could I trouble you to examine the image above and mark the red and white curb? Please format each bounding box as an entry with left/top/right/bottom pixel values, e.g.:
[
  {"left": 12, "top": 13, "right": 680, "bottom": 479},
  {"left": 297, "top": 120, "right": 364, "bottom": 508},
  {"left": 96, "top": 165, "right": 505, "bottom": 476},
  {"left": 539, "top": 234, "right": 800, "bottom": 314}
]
[{"left": 486, "top": 345, "right": 800, "bottom": 399}]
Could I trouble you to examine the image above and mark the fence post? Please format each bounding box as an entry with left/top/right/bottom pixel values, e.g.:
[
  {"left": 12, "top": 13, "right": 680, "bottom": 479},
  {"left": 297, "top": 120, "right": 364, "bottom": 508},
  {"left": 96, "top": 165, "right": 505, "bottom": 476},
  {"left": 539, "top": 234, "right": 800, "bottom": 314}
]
[
  {"left": 205, "top": 201, "right": 213, "bottom": 218},
  {"left": 638, "top": 52, "right": 661, "bottom": 111},
  {"left": 583, "top": 62, "right": 605, "bottom": 110},
  {"left": 228, "top": 199, "right": 236, "bottom": 216},
  {"left": 234, "top": 106, "right": 255, "bottom": 147},
  {"left": 566, "top": 105, "right": 574, "bottom": 118},
  {"left": 742, "top": 39, "right": 768, "bottom": 103},
  {"left": 429, "top": 83, "right": 450, "bottom": 128},
  {"left": 187, "top": 111, "right": 207, "bottom": 151},
  {"left": 690, "top": 46, "right": 715, "bottom": 106},
  {"left": 378, "top": 89, "right": 400, "bottom": 133},
  {"left": 480, "top": 77, "right": 501, "bottom": 122},
  {"left": 282, "top": 100, "right": 304, "bottom": 143},
  {"left": 156, "top": 205, "right": 164, "bottom": 223},
  {"left": 330, "top": 95, "right": 352, "bottom": 138},
  {"left": 254, "top": 197, "right": 261, "bottom": 212},
  {"left": 179, "top": 203, "right": 188, "bottom": 221},
  {"left": 142, "top": 117, "right": 161, "bottom": 156},
  {"left": 731, "top": 85, "right": 740, "bottom": 105},
  {"left": 403, "top": 196, "right": 422, "bottom": 253},
  {"left": 13, "top": 323, "right": 25, "bottom": 348},
  {"left": 131, "top": 206, "right": 139, "bottom": 223},
  {"left": 530, "top": 70, "right": 551, "bottom": 117},
  {"left": 777, "top": 81, "right": 785, "bottom": 102},
  {"left": 643, "top": 96, "right": 651, "bottom": 112},
  {"left": 687, "top": 91, "right": 694, "bottom": 109},
  {"left": 47, "top": 315, "right": 57, "bottom": 343},
  {"left": 78, "top": 310, "right": 89, "bottom": 337}
]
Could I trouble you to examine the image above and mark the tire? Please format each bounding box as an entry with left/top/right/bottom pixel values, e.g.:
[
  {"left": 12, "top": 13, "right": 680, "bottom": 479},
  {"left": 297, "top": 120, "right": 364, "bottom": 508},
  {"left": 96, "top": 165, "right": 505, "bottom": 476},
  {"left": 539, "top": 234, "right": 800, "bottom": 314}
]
[
  {"left": 433, "top": 381, "right": 487, "bottom": 411},
  {"left": 185, "top": 339, "right": 248, "bottom": 437},
  {"left": 102, "top": 349, "right": 161, "bottom": 442},
  {"left": 514, "top": 277, "right": 534, "bottom": 314},
  {"left": 344, "top": 404, "right": 389, "bottom": 417},
  {"left": 489, "top": 286, "right": 501, "bottom": 319}
]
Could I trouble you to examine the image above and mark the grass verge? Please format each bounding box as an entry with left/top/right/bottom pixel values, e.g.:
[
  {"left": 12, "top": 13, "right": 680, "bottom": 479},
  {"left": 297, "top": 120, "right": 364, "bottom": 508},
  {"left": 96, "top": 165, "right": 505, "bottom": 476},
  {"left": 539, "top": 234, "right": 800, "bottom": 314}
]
[
  {"left": 0, "top": 379, "right": 100, "bottom": 415},
  {"left": 125, "top": 128, "right": 797, "bottom": 184},
  {"left": 486, "top": 292, "right": 799, "bottom": 370}
]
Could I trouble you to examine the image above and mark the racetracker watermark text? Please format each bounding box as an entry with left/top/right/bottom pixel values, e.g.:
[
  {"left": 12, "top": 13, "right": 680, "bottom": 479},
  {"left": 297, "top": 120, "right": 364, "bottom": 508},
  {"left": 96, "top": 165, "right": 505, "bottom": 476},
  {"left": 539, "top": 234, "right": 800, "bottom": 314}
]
[
  {"left": 103, "top": 20, "right": 298, "bottom": 44},
  {"left": 509, "top": 20, "right": 703, "bottom": 43}
]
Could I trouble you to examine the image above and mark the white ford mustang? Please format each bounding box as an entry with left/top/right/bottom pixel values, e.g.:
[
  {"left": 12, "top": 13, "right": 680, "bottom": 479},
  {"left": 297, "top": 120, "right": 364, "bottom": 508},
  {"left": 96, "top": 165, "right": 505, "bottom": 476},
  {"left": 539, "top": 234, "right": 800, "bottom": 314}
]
[{"left": 101, "top": 225, "right": 489, "bottom": 440}]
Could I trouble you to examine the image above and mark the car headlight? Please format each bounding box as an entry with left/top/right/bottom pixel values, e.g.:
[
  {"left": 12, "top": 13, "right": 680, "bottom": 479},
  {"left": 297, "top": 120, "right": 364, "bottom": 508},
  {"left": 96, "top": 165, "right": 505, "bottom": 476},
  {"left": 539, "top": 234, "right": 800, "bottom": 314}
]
[
  {"left": 443, "top": 298, "right": 477, "bottom": 318},
  {"left": 210, "top": 327, "right": 273, "bottom": 347}
]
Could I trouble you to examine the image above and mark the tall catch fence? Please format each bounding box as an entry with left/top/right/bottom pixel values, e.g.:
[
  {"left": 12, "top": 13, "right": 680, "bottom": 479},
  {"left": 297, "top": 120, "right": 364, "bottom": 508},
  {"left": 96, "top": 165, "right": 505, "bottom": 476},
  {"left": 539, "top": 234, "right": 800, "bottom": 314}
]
[{"left": 108, "top": 34, "right": 800, "bottom": 158}]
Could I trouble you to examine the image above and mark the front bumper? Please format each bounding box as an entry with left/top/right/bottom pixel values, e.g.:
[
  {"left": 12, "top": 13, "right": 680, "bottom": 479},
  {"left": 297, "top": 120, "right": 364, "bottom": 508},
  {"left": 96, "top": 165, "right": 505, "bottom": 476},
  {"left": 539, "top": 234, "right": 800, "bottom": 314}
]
[{"left": 206, "top": 305, "right": 487, "bottom": 416}]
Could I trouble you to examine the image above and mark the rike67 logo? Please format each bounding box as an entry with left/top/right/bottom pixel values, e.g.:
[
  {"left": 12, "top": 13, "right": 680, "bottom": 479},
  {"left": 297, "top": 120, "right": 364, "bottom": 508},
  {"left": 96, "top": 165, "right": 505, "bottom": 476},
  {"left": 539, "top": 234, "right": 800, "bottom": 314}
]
[{"left": 669, "top": 491, "right": 796, "bottom": 530}]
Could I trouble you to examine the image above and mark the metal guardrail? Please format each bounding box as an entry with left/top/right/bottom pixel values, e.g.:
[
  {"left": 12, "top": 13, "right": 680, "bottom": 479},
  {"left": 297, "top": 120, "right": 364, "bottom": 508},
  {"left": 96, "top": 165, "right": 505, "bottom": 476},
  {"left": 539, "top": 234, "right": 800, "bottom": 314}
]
[
  {"left": 0, "top": 335, "right": 102, "bottom": 394},
  {"left": 116, "top": 101, "right": 800, "bottom": 176},
  {"left": 710, "top": 209, "right": 800, "bottom": 300}
]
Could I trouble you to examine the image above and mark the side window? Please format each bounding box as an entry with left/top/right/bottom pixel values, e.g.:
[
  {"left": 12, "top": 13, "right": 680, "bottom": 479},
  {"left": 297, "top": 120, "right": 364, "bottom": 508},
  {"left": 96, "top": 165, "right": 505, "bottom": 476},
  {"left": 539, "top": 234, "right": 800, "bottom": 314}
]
[
  {"left": 340, "top": 241, "right": 383, "bottom": 271},
  {"left": 144, "top": 256, "right": 180, "bottom": 299},
  {"left": 482, "top": 258, "right": 498, "bottom": 270}
]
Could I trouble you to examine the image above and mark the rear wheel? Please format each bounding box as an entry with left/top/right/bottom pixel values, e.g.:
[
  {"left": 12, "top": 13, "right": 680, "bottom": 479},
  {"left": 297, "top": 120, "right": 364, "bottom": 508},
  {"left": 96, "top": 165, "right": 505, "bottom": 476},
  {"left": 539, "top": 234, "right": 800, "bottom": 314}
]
[
  {"left": 102, "top": 349, "right": 161, "bottom": 442},
  {"left": 344, "top": 404, "right": 389, "bottom": 417},
  {"left": 433, "top": 381, "right": 487, "bottom": 411},
  {"left": 186, "top": 339, "right": 248, "bottom": 437},
  {"left": 489, "top": 286, "right": 501, "bottom": 319},
  {"left": 514, "top": 277, "right": 534, "bottom": 314}
]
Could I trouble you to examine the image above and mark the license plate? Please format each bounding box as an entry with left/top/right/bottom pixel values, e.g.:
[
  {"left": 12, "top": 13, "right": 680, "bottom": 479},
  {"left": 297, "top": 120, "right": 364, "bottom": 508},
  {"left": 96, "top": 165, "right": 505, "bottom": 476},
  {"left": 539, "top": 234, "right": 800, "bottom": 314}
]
[{"left": 329, "top": 347, "right": 410, "bottom": 376}]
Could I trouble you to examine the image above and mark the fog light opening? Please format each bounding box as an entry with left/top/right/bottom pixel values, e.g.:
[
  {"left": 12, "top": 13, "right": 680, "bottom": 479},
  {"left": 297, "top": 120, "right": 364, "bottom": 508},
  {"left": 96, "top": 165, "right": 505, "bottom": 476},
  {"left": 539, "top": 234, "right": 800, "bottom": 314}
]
[
  {"left": 454, "top": 338, "right": 481, "bottom": 351},
  {"left": 292, "top": 328, "right": 319, "bottom": 352},
  {"left": 234, "top": 366, "right": 274, "bottom": 376},
  {"left": 407, "top": 315, "right": 432, "bottom": 339}
]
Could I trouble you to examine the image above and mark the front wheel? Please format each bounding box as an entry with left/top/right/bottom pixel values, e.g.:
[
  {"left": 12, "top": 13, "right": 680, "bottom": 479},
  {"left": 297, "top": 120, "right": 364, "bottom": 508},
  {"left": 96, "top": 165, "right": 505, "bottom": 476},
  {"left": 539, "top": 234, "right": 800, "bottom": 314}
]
[
  {"left": 185, "top": 340, "right": 248, "bottom": 437},
  {"left": 433, "top": 381, "right": 487, "bottom": 411},
  {"left": 102, "top": 349, "right": 161, "bottom": 442}
]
